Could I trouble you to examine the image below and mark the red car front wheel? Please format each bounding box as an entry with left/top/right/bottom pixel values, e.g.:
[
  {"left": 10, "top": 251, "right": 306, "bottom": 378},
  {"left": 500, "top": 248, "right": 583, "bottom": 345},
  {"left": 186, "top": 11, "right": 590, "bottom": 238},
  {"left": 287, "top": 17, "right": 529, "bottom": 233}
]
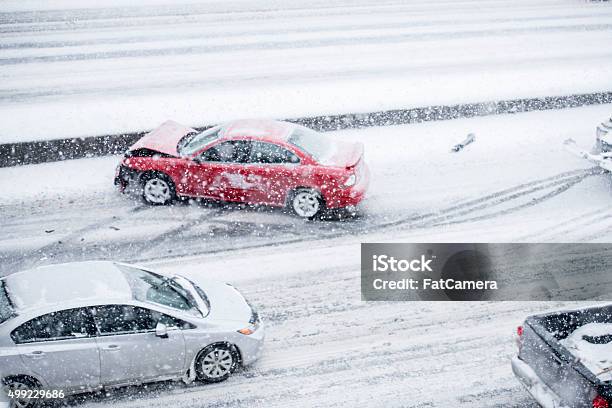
[{"left": 141, "top": 173, "right": 176, "bottom": 205}]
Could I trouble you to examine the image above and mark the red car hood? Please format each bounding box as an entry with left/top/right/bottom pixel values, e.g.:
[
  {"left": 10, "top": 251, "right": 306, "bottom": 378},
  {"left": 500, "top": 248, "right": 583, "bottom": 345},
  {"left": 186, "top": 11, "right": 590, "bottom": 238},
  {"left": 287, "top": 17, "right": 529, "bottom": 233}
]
[
  {"left": 128, "top": 120, "right": 196, "bottom": 156},
  {"left": 325, "top": 141, "right": 364, "bottom": 168}
]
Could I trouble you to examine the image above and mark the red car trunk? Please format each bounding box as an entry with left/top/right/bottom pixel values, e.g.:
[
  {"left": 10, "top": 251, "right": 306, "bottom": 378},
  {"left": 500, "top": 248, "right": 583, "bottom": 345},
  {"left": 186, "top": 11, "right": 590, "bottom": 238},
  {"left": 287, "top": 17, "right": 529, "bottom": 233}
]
[{"left": 325, "top": 141, "right": 364, "bottom": 168}]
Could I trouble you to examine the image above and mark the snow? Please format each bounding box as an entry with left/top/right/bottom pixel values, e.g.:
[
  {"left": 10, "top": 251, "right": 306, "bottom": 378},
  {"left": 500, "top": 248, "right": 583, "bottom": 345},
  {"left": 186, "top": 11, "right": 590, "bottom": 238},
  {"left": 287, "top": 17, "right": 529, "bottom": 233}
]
[
  {"left": 4, "top": 261, "right": 132, "bottom": 312},
  {"left": 0, "top": 155, "right": 118, "bottom": 203},
  {"left": 561, "top": 322, "right": 612, "bottom": 381},
  {"left": 2, "top": 1, "right": 612, "bottom": 406},
  {"left": 2, "top": 105, "right": 612, "bottom": 260},
  {"left": 512, "top": 357, "right": 568, "bottom": 408},
  {"left": 0, "top": 171, "right": 596, "bottom": 394},
  {"left": 0, "top": 105, "right": 610, "bottom": 405},
  {"left": 1, "top": 0, "right": 612, "bottom": 142}
]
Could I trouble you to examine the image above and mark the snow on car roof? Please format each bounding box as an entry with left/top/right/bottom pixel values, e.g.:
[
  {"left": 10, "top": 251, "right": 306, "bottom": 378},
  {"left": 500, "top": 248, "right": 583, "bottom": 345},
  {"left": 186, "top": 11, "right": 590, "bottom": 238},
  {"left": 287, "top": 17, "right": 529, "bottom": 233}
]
[
  {"left": 222, "top": 119, "right": 294, "bottom": 141},
  {"left": 3, "top": 261, "right": 132, "bottom": 312}
]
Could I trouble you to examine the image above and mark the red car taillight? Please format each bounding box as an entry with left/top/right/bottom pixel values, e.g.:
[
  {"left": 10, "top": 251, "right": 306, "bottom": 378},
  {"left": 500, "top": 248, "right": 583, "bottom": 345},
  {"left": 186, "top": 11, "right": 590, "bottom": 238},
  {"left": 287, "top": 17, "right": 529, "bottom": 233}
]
[
  {"left": 594, "top": 395, "right": 609, "bottom": 408},
  {"left": 516, "top": 325, "right": 524, "bottom": 351}
]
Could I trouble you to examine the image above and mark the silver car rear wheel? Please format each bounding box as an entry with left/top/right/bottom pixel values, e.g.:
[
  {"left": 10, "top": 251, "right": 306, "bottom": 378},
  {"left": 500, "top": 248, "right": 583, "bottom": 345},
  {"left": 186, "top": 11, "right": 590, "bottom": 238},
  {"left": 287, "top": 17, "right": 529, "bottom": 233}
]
[
  {"left": 291, "top": 189, "right": 322, "bottom": 218},
  {"left": 196, "top": 344, "right": 238, "bottom": 383},
  {"left": 5, "top": 378, "right": 40, "bottom": 408}
]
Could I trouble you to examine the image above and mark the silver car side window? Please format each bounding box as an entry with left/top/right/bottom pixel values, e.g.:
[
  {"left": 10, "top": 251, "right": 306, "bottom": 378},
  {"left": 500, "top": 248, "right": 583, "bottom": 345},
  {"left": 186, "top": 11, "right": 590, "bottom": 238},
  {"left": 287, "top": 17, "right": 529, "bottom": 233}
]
[
  {"left": 91, "top": 305, "right": 194, "bottom": 335},
  {"left": 155, "top": 311, "right": 195, "bottom": 330},
  {"left": 91, "top": 305, "right": 157, "bottom": 335},
  {"left": 11, "top": 308, "right": 96, "bottom": 344}
]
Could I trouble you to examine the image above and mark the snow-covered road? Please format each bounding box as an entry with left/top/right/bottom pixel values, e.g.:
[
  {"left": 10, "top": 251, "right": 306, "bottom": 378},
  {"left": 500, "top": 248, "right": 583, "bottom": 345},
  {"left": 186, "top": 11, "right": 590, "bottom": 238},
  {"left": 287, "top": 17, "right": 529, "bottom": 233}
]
[
  {"left": 68, "top": 274, "right": 563, "bottom": 408},
  {"left": 2, "top": 1, "right": 612, "bottom": 406},
  {"left": 2, "top": 104, "right": 611, "bottom": 276},
  {"left": 1, "top": 105, "right": 611, "bottom": 406},
  {"left": 1, "top": 0, "right": 612, "bottom": 142}
]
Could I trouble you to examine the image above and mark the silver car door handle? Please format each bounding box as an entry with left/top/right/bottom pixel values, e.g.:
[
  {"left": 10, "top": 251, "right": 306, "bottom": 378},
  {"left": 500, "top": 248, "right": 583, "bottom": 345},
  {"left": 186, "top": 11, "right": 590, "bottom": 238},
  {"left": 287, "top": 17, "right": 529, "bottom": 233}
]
[
  {"left": 24, "top": 351, "right": 45, "bottom": 358},
  {"left": 103, "top": 345, "right": 121, "bottom": 351}
]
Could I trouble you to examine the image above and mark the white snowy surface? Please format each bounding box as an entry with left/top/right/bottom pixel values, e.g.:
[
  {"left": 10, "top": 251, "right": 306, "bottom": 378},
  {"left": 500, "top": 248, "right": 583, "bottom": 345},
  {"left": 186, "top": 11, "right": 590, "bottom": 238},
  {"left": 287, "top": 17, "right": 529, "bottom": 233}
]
[
  {"left": 5, "top": 261, "right": 132, "bottom": 312},
  {"left": 2, "top": 1, "right": 612, "bottom": 404},
  {"left": 1, "top": 104, "right": 611, "bottom": 267},
  {"left": 1, "top": 106, "right": 611, "bottom": 406},
  {"left": 2, "top": 104, "right": 612, "bottom": 241},
  {"left": 512, "top": 357, "right": 568, "bottom": 408},
  {"left": 561, "top": 322, "right": 612, "bottom": 381},
  {"left": 1, "top": 0, "right": 612, "bottom": 142},
  {"left": 0, "top": 155, "right": 118, "bottom": 203}
]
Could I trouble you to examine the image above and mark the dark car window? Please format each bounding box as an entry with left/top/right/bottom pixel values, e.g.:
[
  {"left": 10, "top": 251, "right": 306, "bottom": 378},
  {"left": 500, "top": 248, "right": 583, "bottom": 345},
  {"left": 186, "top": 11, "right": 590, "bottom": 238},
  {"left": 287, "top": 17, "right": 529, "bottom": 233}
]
[
  {"left": 92, "top": 305, "right": 158, "bottom": 335},
  {"left": 157, "top": 313, "right": 195, "bottom": 330},
  {"left": 92, "top": 305, "right": 193, "bottom": 334},
  {"left": 198, "top": 140, "right": 250, "bottom": 163},
  {"left": 249, "top": 141, "right": 299, "bottom": 164},
  {"left": 0, "top": 280, "right": 15, "bottom": 325},
  {"left": 11, "top": 308, "right": 96, "bottom": 344}
]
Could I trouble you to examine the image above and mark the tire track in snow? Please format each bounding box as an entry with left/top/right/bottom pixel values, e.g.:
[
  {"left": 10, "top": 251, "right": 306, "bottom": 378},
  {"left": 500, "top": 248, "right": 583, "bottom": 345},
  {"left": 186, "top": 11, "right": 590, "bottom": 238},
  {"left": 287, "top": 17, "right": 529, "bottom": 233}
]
[
  {"left": 518, "top": 204, "right": 612, "bottom": 241},
  {"left": 4, "top": 23, "right": 612, "bottom": 66},
  {"left": 5, "top": 11, "right": 612, "bottom": 50},
  {"left": 426, "top": 172, "right": 592, "bottom": 226},
  {"left": 0, "top": 205, "right": 145, "bottom": 273},
  {"left": 370, "top": 168, "right": 598, "bottom": 230},
  {"left": 0, "top": 0, "right": 572, "bottom": 27},
  {"left": 133, "top": 167, "right": 597, "bottom": 264},
  {"left": 0, "top": 203, "right": 227, "bottom": 274},
  {"left": 64, "top": 264, "right": 563, "bottom": 408},
  {"left": 0, "top": 166, "right": 597, "bottom": 274},
  {"left": 571, "top": 215, "right": 612, "bottom": 242}
]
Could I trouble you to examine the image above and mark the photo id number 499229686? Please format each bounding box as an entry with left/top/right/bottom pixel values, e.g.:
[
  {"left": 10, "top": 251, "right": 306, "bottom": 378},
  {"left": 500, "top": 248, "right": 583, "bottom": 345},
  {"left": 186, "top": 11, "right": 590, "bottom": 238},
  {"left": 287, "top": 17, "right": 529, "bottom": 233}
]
[{"left": 7, "top": 389, "right": 65, "bottom": 400}]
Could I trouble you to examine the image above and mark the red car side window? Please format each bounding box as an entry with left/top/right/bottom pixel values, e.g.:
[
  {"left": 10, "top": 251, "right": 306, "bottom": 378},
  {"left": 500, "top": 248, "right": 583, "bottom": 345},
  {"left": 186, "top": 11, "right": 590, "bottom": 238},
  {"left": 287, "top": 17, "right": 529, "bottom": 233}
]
[
  {"left": 199, "top": 141, "right": 250, "bottom": 163},
  {"left": 249, "top": 141, "right": 300, "bottom": 164}
]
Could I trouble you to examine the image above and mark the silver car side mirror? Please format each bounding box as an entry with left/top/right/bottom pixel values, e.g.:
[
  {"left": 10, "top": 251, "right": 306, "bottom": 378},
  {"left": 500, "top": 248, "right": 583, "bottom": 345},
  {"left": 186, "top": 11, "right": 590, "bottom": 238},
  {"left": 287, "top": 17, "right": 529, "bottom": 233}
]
[{"left": 155, "top": 322, "right": 168, "bottom": 338}]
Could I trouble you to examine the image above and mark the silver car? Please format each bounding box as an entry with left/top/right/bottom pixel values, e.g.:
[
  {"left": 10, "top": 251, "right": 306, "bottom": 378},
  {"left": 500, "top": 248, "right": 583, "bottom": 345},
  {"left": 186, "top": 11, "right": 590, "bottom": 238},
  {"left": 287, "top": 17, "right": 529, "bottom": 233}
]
[
  {"left": 0, "top": 261, "right": 264, "bottom": 406},
  {"left": 0, "top": 369, "right": 8, "bottom": 408}
]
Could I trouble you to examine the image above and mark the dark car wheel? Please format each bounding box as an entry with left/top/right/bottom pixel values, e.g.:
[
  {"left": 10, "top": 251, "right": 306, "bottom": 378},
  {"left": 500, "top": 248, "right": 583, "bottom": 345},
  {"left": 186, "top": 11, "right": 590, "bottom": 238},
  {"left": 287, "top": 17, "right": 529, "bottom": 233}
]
[
  {"left": 141, "top": 173, "right": 176, "bottom": 205},
  {"left": 4, "top": 377, "right": 41, "bottom": 408},
  {"left": 195, "top": 344, "right": 239, "bottom": 383},
  {"left": 290, "top": 188, "right": 323, "bottom": 219}
]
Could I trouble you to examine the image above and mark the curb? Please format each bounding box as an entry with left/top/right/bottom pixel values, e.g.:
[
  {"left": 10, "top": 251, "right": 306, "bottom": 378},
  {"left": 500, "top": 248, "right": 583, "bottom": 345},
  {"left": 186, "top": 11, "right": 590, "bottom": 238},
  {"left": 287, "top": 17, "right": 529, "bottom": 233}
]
[{"left": 1, "top": 91, "right": 610, "bottom": 167}]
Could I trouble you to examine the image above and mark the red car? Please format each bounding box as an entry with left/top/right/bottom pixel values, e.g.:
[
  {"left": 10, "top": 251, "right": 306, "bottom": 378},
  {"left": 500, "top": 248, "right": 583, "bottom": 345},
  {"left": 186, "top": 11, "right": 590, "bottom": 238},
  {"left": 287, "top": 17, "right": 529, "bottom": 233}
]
[{"left": 115, "top": 119, "right": 369, "bottom": 218}]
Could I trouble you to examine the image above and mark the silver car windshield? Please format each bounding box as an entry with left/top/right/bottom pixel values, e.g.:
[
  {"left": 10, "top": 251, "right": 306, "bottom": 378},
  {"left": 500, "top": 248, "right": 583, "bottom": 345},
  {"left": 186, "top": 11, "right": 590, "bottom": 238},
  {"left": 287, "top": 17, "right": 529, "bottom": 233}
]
[
  {"left": 287, "top": 126, "right": 336, "bottom": 164},
  {"left": 0, "top": 280, "right": 15, "bottom": 324},
  {"left": 178, "top": 126, "right": 222, "bottom": 156},
  {"left": 118, "top": 265, "right": 202, "bottom": 317}
]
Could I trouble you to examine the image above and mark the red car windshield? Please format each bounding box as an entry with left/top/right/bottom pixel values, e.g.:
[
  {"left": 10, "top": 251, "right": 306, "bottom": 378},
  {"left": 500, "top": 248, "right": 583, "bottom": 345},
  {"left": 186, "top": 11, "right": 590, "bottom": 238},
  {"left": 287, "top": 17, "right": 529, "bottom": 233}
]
[
  {"left": 288, "top": 127, "right": 336, "bottom": 164},
  {"left": 179, "top": 126, "right": 222, "bottom": 156}
]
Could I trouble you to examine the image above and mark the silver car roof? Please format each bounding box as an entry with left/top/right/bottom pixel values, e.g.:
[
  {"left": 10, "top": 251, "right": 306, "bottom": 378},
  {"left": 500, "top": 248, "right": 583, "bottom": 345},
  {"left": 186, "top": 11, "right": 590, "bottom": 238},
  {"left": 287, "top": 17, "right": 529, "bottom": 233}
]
[{"left": 3, "top": 261, "right": 133, "bottom": 313}]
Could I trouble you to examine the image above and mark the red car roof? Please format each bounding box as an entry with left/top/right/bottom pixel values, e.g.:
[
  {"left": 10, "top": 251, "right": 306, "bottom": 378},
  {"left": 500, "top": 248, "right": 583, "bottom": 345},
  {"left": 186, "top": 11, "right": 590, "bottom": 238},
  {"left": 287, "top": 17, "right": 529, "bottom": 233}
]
[{"left": 222, "top": 119, "right": 294, "bottom": 141}]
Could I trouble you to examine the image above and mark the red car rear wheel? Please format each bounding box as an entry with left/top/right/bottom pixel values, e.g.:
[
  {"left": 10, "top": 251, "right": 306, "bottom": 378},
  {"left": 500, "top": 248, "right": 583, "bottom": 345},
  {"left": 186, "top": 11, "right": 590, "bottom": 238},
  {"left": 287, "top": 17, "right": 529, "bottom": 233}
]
[{"left": 290, "top": 188, "right": 323, "bottom": 219}]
